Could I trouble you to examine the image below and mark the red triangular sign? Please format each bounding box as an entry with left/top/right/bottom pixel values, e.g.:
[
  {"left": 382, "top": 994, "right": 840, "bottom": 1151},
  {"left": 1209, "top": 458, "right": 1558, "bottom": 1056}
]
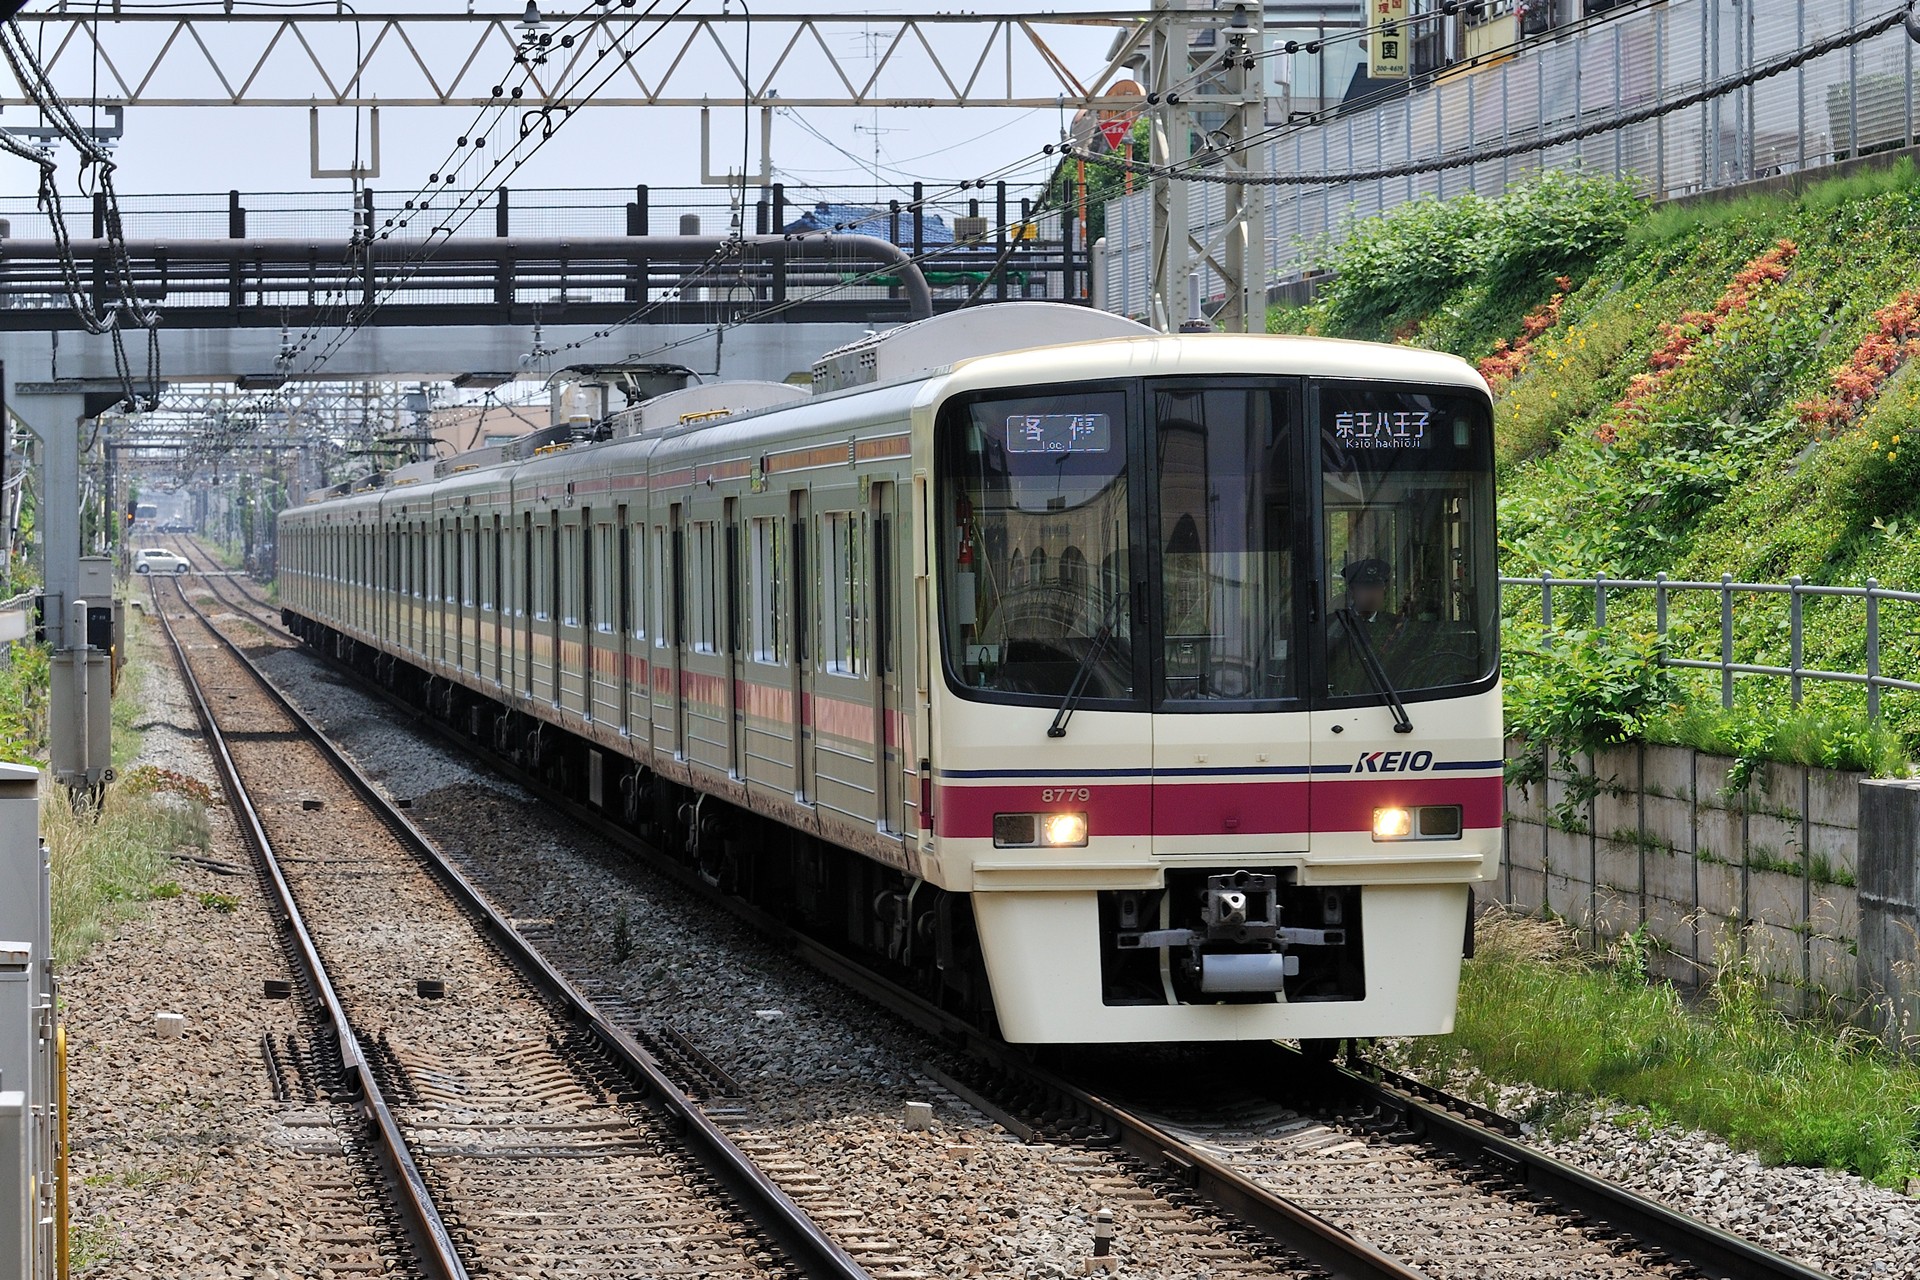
[{"left": 1099, "top": 117, "right": 1130, "bottom": 150}]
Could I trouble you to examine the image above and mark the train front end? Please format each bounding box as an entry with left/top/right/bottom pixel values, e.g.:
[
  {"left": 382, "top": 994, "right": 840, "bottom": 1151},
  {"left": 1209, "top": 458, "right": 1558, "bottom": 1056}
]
[{"left": 924, "top": 335, "right": 1501, "bottom": 1043}]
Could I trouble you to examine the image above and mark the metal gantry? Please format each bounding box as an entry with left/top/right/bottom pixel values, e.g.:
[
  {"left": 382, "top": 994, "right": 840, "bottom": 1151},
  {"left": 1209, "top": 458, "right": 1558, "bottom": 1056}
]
[
  {"left": 3, "top": 7, "right": 1154, "bottom": 109},
  {"left": 1145, "top": 0, "right": 1265, "bottom": 333}
]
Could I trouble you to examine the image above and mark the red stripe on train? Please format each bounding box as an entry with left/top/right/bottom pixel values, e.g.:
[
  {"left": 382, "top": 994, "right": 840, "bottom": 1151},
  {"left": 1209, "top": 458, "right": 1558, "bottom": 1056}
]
[{"left": 933, "top": 775, "right": 1500, "bottom": 840}]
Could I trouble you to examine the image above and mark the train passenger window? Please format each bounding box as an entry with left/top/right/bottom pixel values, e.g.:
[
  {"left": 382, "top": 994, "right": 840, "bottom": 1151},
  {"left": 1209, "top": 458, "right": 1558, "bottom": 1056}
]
[
  {"left": 749, "top": 517, "right": 787, "bottom": 664},
  {"left": 562, "top": 523, "right": 582, "bottom": 626},
  {"left": 462, "top": 523, "right": 477, "bottom": 608},
  {"left": 1154, "top": 384, "right": 1298, "bottom": 703},
  {"left": 1318, "top": 383, "right": 1497, "bottom": 700},
  {"left": 936, "top": 387, "right": 1133, "bottom": 702},
  {"left": 623, "top": 521, "right": 640, "bottom": 641},
  {"left": 478, "top": 525, "right": 493, "bottom": 612},
  {"left": 595, "top": 523, "right": 616, "bottom": 633},
  {"left": 652, "top": 527, "right": 669, "bottom": 648},
  {"left": 690, "top": 521, "right": 718, "bottom": 653},
  {"left": 821, "top": 511, "right": 866, "bottom": 677},
  {"left": 533, "top": 524, "right": 551, "bottom": 621}
]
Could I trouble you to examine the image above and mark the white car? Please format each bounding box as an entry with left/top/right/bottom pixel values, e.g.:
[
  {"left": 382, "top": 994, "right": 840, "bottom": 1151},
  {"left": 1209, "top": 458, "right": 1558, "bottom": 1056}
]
[{"left": 133, "top": 548, "right": 189, "bottom": 575}]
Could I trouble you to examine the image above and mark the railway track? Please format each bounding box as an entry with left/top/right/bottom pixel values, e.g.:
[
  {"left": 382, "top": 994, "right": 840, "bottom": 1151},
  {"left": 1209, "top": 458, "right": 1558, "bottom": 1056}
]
[
  {"left": 166, "top": 538, "right": 1834, "bottom": 1280},
  {"left": 149, "top": 568, "right": 869, "bottom": 1280}
]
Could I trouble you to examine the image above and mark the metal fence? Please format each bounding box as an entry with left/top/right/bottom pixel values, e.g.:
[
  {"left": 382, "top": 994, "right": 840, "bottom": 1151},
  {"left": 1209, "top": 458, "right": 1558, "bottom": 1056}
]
[
  {"left": 1100, "top": 0, "right": 1920, "bottom": 320},
  {"left": 0, "top": 181, "right": 1079, "bottom": 319},
  {"left": 0, "top": 181, "right": 1063, "bottom": 258},
  {"left": 1502, "top": 572, "right": 1920, "bottom": 720}
]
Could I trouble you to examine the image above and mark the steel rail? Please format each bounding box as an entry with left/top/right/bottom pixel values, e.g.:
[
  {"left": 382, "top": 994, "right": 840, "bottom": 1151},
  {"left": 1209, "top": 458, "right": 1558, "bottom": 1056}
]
[
  {"left": 148, "top": 579, "right": 469, "bottom": 1280},
  {"left": 217, "top": 545, "right": 1842, "bottom": 1280},
  {"left": 161, "top": 569, "right": 875, "bottom": 1280},
  {"left": 234, "top": 586, "right": 1429, "bottom": 1280},
  {"left": 1264, "top": 1045, "right": 1836, "bottom": 1280}
]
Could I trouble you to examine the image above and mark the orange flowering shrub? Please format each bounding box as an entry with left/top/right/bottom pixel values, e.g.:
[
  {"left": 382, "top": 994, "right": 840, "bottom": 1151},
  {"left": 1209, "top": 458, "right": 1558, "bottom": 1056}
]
[
  {"left": 1794, "top": 288, "right": 1920, "bottom": 432},
  {"left": 1601, "top": 238, "right": 1800, "bottom": 442},
  {"left": 1478, "top": 276, "right": 1574, "bottom": 389}
]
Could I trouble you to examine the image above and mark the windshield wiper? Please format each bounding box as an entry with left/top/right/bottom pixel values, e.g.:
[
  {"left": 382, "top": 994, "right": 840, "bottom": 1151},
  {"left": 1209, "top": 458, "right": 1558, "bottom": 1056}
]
[
  {"left": 1336, "top": 608, "right": 1414, "bottom": 735},
  {"left": 1047, "top": 594, "right": 1125, "bottom": 739}
]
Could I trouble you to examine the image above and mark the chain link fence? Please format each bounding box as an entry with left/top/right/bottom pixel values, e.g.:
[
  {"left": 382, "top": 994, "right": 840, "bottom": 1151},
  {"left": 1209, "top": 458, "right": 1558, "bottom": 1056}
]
[{"left": 1099, "top": 0, "right": 1920, "bottom": 321}]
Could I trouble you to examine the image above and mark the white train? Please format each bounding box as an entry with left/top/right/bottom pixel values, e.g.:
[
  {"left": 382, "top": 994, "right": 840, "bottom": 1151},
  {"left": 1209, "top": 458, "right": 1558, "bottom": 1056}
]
[{"left": 278, "top": 303, "right": 1502, "bottom": 1044}]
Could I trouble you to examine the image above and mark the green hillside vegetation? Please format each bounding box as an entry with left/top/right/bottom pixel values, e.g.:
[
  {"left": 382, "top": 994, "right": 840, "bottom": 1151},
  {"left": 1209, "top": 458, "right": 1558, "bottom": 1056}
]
[{"left": 1273, "top": 163, "right": 1920, "bottom": 773}]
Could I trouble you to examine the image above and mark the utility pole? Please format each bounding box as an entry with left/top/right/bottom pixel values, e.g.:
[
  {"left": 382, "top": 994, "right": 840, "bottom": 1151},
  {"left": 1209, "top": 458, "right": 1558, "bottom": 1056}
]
[{"left": 1148, "top": 0, "right": 1267, "bottom": 333}]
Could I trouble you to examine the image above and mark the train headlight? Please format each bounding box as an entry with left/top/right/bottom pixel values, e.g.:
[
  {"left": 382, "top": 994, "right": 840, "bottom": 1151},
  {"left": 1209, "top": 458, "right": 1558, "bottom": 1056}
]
[
  {"left": 1372, "top": 807, "right": 1413, "bottom": 839},
  {"left": 992, "top": 811, "right": 1090, "bottom": 848},
  {"left": 1371, "top": 805, "right": 1463, "bottom": 841},
  {"left": 1042, "top": 813, "right": 1089, "bottom": 847}
]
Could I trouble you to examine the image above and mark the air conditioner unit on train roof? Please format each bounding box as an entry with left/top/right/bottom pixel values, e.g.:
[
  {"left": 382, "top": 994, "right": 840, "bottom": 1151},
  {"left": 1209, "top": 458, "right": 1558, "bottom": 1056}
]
[
  {"left": 612, "top": 381, "right": 809, "bottom": 438},
  {"left": 810, "top": 301, "right": 1153, "bottom": 394}
]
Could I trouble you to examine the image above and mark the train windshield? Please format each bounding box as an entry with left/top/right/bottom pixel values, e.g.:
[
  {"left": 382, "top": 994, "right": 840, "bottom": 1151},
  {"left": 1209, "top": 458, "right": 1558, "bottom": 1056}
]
[
  {"left": 1319, "top": 384, "right": 1496, "bottom": 702},
  {"left": 940, "top": 387, "right": 1135, "bottom": 703},
  {"left": 937, "top": 377, "right": 1495, "bottom": 710}
]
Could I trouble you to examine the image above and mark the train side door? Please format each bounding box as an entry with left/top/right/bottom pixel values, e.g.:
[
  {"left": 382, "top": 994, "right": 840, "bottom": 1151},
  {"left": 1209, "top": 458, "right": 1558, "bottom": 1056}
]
[
  {"left": 724, "top": 497, "right": 744, "bottom": 779},
  {"left": 521, "top": 514, "right": 535, "bottom": 700},
  {"left": 491, "top": 515, "right": 504, "bottom": 687},
  {"left": 872, "top": 480, "right": 906, "bottom": 834},
  {"left": 790, "top": 489, "right": 813, "bottom": 804},
  {"left": 613, "top": 505, "right": 632, "bottom": 732},
  {"left": 451, "top": 516, "right": 465, "bottom": 673},
  {"left": 668, "top": 505, "right": 687, "bottom": 758},
  {"left": 549, "top": 508, "right": 563, "bottom": 708},
  {"left": 577, "top": 507, "right": 594, "bottom": 721}
]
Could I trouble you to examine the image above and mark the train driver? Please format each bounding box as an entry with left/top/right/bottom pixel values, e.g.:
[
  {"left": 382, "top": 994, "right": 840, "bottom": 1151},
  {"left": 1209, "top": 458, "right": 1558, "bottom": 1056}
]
[{"left": 1327, "top": 557, "right": 1411, "bottom": 696}]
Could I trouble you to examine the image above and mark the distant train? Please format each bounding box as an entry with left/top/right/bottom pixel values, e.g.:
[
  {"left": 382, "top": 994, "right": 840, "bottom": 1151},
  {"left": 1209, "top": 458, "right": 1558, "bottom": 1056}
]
[{"left": 278, "top": 303, "right": 1502, "bottom": 1044}]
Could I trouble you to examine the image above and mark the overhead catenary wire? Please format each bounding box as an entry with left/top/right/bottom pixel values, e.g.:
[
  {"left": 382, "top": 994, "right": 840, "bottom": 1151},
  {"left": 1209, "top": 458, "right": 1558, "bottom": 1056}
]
[
  {"left": 288, "top": 0, "right": 692, "bottom": 376},
  {"left": 0, "top": 19, "right": 161, "bottom": 411},
  {"left": 278, "top": 0, "right": 668, "bottom": 373}
]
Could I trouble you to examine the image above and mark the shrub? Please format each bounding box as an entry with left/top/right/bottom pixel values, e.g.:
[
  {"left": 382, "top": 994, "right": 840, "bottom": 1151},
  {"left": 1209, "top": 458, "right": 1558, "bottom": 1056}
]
[
  {"left": 1504, "top": 627, "right": 1683, "bottom": 791},
  {"left": 1317, "top": 193, "right": 1495, "bottom": 339},
  {"left": 1479, "top": 170, "right": 1646, "bottom": 301},
  {"left": 0, "top": 644, "right": 51, "bottom": 764}
]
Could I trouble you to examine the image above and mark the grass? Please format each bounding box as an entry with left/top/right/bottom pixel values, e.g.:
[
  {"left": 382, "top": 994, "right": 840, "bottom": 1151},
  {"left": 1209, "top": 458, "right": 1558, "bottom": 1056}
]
[
  {"left": 1647, "top": 702, "right": 1910, "bottom": 779},
  {"left": 1392, "top": 909, "right": 1920, "bottom": 1187},
  {"left": 109, "top": 646, "right": 146, "bottom": 772},
  {"left": 47, "top": 618, "right": 216, "bottom": 964},
  {"left": 46, "top": 783, "right": 211, "bottom": 964}
]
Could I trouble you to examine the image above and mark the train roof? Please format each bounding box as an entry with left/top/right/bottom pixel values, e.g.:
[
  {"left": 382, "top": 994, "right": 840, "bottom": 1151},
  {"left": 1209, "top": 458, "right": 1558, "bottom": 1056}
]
[
  {"left": 285, "top": 322, "right": 1490, "bottom": 519},
  {"left": 937, "top": 330, "right": 1491, "bottom": 397}
]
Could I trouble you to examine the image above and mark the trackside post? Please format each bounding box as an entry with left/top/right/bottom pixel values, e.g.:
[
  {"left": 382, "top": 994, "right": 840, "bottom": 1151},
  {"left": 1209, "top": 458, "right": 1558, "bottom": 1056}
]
[{"left": 0, "top": 760, "right": 52, "bottom": 1278}]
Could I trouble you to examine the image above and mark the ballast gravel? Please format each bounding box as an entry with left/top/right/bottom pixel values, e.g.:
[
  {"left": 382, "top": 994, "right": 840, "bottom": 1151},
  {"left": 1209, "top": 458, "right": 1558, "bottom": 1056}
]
[
  {"left": 91, "top": 580, "right": 1917, "bottom": 1280},
  {"left": 251, "top": 647, "right": 1314, "bottom": 1279},
  {"left": 1360, "top": 1059, "right": 1920, "bottom": 1280},
  {"left": 250, "top": 637, "right": 1919, "bottom": 1280},
  {"left": 59, "top": 607, "right": 397, "bottom": 1278}
]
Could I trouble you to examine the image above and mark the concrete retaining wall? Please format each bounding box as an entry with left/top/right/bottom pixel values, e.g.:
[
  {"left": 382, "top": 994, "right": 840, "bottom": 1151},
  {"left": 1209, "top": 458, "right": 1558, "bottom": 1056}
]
[
  {"left": 1859, "top": 780, "right": 1920, "bottom": 1045},
  {"left": 1500, "top": 739, "right": 1865, "bottom": 1014}
]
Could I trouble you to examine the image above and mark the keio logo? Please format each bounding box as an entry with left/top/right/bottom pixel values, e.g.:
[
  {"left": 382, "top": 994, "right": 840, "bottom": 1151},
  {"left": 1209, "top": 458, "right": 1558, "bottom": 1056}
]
[{"left": 1354, "top": 751, "right": 1434, "bottom": 773}]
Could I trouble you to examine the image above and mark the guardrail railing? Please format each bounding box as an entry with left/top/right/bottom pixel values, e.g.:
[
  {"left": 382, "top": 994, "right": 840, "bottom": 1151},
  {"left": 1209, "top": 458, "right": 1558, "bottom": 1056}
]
[{"left": 1501, "top": 572, "right": 1920, "bottom": 720}]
